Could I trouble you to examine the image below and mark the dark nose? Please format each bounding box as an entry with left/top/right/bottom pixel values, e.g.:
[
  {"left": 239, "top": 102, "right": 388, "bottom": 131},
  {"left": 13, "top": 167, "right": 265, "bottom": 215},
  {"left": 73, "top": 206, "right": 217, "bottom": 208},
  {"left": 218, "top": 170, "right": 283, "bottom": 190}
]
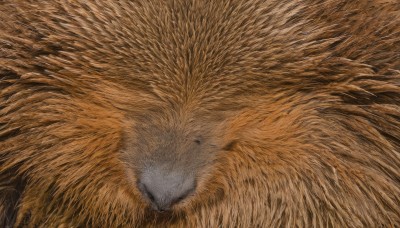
[{"left": 138, "top": 168, "right": 196, "bottom": 211}]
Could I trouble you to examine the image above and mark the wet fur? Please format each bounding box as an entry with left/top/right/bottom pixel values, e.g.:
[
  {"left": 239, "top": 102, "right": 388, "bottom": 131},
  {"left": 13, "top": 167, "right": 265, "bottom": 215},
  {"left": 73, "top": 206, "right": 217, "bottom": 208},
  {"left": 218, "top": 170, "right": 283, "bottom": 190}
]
[{"left": 1, "top": 0, "right": 400, "bottom": 227}]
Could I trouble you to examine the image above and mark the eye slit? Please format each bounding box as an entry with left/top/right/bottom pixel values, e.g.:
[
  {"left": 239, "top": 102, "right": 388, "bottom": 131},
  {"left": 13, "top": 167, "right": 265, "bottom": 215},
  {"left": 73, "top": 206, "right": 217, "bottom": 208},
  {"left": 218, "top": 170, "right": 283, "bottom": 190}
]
[
  {"left": 194, "top": 138, "right": 202, "bottom": 145},
  {"left": 223, "top": 140, "right": 238, "bottom": 151}
]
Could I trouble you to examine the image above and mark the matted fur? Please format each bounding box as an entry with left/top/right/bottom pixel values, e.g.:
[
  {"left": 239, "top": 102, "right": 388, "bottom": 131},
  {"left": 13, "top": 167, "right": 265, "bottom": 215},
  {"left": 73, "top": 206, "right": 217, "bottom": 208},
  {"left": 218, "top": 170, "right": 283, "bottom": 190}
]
[{"left": 1, "top": 0, "right": 400, "bottom": 227}]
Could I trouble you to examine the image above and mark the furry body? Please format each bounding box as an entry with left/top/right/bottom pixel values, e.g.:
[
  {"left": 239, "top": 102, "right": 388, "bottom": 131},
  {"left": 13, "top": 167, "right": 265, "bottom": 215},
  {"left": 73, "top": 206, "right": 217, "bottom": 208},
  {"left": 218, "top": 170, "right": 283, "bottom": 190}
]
[{"left": 1, "top": 0, "right": 400, "bottom": 227}]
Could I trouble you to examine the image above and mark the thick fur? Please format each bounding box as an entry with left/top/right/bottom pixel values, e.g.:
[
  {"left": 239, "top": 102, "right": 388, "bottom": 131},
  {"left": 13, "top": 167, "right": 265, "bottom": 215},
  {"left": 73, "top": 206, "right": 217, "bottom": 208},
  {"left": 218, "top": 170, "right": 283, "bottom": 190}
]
[{"left": 1, "top": 0, "right": 400, "bottom": 227}]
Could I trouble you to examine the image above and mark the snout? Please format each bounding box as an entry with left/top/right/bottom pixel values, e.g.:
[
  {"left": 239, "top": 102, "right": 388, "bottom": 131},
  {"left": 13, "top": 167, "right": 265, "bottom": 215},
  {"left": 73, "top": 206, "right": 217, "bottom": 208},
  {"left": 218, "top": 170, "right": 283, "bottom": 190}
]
[{"left": 138, "top": 167, "right": 196, "bottom": 212}]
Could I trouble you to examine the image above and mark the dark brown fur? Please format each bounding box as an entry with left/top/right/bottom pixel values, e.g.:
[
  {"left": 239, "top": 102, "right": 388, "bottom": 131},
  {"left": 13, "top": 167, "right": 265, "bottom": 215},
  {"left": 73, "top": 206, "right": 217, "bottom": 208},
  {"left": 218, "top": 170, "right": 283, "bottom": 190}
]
[{"left": 1, "top": 0, "right": 400, "bottom": 227}]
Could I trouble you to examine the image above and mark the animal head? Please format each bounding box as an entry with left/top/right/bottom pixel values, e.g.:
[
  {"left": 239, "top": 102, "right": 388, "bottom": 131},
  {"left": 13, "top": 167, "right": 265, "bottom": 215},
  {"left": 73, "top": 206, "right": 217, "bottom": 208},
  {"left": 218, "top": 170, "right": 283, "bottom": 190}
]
[{"left": 0, "top": 0, "right": 399, "bottom": 227}]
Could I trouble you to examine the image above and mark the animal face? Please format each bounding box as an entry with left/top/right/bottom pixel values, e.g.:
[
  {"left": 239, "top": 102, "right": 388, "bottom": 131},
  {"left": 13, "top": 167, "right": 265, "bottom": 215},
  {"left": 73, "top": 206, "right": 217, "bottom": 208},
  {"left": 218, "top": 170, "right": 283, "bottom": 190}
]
[
  {"left": 0, "top": 0, "right": 399, "bottom": 227},
  {"left": 121, "top": 113, "right": 224, "bottom": 211}
]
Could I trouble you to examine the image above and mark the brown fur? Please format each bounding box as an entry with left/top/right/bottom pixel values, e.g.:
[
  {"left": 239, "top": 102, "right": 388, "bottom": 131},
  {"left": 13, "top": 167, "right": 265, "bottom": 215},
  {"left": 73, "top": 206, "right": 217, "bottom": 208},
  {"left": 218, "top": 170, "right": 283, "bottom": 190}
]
[{"left": 1, "top": 0, "right": 400, "bottom": 227}]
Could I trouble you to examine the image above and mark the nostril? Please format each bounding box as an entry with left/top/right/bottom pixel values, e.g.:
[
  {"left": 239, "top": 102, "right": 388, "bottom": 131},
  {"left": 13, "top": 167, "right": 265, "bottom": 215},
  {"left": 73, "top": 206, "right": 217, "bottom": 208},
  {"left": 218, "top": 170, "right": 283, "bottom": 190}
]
[
  {"left": 138, "top": 169, "right": 196, "bottom": 211},
  {"left": 171, "top": 186, "right": 195, "bottom": 205},
  {"left": 138, "top": 182, "right": 155, "bottom": 204},
  {"left": 147, "top": 191, "right": 155, "bottom": 202},
  {"left": 144, "top": 187, "right": 155, "bottom": 203}
]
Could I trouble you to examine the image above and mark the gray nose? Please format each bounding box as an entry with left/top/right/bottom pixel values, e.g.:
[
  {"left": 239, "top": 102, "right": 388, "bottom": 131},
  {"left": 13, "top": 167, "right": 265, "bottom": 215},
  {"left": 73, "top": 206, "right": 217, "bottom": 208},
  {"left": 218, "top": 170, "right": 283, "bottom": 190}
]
[{"left": 138, "top": 168, "right": 196, "bottom": 211}]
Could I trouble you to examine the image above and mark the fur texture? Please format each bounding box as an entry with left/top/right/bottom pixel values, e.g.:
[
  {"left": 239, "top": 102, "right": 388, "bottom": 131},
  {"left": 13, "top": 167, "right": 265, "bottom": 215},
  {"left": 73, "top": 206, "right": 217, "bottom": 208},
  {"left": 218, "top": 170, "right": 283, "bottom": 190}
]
[{"left": 1, "top": 0, "right": 400, "bottom": 227}]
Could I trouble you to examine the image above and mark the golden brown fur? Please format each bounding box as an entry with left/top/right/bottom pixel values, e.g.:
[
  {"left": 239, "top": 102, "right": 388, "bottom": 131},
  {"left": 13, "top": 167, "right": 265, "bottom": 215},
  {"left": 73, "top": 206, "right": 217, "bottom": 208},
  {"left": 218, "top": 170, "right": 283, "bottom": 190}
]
[{"left": 1, "top": 0, "right": 400, "bottom": 227}]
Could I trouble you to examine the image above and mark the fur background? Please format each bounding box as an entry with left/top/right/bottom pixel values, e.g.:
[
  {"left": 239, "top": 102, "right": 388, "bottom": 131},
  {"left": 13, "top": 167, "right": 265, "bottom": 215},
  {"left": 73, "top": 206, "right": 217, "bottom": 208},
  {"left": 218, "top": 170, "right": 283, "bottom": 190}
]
[{"left": 1, "top": 0, "right": 399, "bottom": 227}]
